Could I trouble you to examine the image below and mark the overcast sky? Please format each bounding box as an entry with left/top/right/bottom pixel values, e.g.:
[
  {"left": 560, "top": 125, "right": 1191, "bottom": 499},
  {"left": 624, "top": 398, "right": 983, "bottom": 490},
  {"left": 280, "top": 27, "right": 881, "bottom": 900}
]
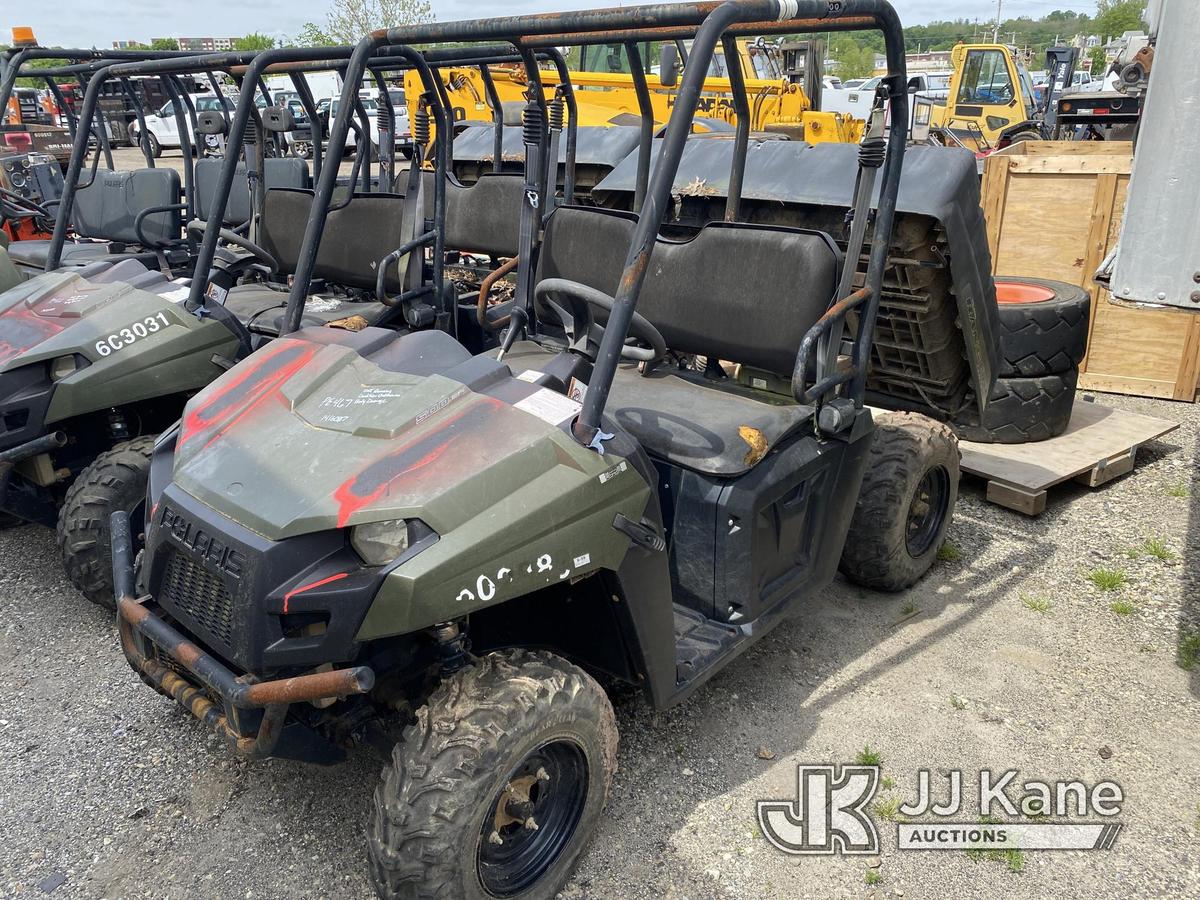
[{"left": 10, "top": 0, "right": 1100, "bottom": 49}]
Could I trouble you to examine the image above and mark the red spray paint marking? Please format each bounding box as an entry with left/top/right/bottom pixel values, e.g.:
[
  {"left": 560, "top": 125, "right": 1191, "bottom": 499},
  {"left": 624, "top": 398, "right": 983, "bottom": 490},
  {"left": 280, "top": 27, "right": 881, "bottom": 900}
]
[
  {"left": 331, "top": 396, "right": 504, "bottom": 529},
  {"left": 282, "top": 571, "right": 349, "bottom": 613},
  {"left": 179, "top": 340, "right": 314, "bottom": 450}
]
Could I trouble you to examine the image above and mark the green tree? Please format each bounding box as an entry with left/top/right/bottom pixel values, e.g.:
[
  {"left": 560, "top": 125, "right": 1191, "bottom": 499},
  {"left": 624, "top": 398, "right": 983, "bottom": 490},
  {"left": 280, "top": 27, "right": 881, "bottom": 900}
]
[
  {"left": 1094, "top": 0, "right": 1146, "bottom": 40},
  {"left": 323, "top": 0, "right": 434, "bottom": 45},
  {"left": 292, "top": 22, "right": 336, "bottom": 46},
  {"left": 1088, "top": 46, "right": 1108, "bottom": 75},
  {"left": 150, "top": 38, "right": 180, "bottom": 51},
  {"left": 829, "top": 36, "right": 875, "bottom": 80},
  {"left": 233, "top": 33, "right": 276, "bottom": 51}
]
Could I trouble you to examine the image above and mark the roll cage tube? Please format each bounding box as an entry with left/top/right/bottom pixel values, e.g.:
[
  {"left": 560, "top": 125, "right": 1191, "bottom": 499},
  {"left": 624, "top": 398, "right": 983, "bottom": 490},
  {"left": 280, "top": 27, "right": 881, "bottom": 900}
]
[
  {"left": 0, "top": 46, "right": 194, "bottom": 122},
  {"left": 331, "top": 0, "right": 905, "bottom": 450}
]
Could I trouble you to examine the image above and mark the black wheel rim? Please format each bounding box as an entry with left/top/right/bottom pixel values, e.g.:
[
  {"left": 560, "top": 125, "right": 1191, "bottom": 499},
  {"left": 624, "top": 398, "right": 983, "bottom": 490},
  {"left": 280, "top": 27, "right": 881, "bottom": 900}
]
[
  {"left": 905, "top": 465, "right": 950, "bottom": 558},
  {"left": 477, "top": 739, "right": 588, "bottom": 897}
]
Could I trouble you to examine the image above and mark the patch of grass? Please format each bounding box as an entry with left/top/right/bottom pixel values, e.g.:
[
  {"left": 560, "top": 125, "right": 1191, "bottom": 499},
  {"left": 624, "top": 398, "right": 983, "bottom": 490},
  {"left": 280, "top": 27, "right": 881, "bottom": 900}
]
[
  {"left": 1087, "top": 568, "right": 1128, "bottom": 592},
  {"left": 949, "top": 694, "right": 969, "bottom": 710},
  {"left": 900, "top": 600, "right": 919, "bottom": 616},
  {"left": 1110, "top": 599, "right": 1136, "bottom": 616},
  {"left": 965, "top": 816, "right": 1023, "bottom": 871},
  {"left": 1166, "top": 480, "right": 1191, "bottom": 498},
  {"left": 1177, "top": 633, "right": 1200, "bottom": 671},
  {"left": 872, "top": 794, "right": 903, "bottom": 822},
  {"left": 936, "top": 540, "right": 962, "bottom": 562},
  {"left": 1020, "top": 593, "right": 1051, "bottom": 614},
  {"left": 855, "top": 745, "right": 882, "bottom": 766},
  {"left": 864, "top": 869, "right": 882, "bottom": 886},
  {"left": 881, "top": 775, "right": 896, "bottom": 791},
  {"left": 1141, "top": 537, "right": 1176, "bottom": 561}
]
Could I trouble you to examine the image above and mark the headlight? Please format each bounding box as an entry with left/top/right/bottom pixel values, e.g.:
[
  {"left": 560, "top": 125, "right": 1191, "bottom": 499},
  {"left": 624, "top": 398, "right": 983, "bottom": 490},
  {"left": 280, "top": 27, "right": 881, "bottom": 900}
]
[
  {"left": 50, "top": 355, "right": 80, "bottom": 381},
  {"left": 351, "top": 519, "right": 410, "bottom": 566}
]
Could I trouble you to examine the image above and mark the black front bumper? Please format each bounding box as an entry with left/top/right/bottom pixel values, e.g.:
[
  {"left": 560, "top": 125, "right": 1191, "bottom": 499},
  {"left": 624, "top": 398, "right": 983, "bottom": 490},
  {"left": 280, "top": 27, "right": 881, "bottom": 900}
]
[{"left": 114, "top": 509, "right": 375, "bottom": 761}]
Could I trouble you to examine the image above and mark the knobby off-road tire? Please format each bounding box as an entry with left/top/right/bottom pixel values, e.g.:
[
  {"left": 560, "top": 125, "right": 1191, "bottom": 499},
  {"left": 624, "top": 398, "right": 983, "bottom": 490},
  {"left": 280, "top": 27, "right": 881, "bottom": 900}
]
[
  {"left": 952, "top": 368, "right": 1078, "bottom": 444},
  {"left": 56, "top": 436, "right": 155, "bottom": 609},
  {"left": 840, "top": 411, "right": 960, "bottom": 592},
  {"left": 994, "top": 277, "right": 1090, "bottom": 377},
  {"left": 368, "top": 649, "right": 618, "bottom": 900}
]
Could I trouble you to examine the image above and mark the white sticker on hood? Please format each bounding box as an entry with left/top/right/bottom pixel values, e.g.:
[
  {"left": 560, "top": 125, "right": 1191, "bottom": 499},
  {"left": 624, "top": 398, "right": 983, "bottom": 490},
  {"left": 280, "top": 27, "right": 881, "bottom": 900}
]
[
  {"left": 305, "top": 295, "right": 342, "bottom": 313},
  {"left": 513, "top": 388, "right": 581, "bottom": 427}
]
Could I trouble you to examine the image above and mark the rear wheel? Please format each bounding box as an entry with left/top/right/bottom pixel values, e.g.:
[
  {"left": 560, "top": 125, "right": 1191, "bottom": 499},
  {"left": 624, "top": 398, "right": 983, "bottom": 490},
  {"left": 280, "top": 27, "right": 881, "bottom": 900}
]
[
  {"left": 368, "top": 649, "right": 617, "bottom": 900},
  {"left": 56, "top": 436, "right": 154, "bottom": 609},
  {"left": 840, "top": 411, "right": 960, "bottom": 591}
]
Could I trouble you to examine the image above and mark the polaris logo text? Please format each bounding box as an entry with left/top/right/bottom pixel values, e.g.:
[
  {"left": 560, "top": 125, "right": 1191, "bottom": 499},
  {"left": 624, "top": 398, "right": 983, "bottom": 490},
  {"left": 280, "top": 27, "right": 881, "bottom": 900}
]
[{"left": 159, "top": 506, "right": 247, "bottom": 579}]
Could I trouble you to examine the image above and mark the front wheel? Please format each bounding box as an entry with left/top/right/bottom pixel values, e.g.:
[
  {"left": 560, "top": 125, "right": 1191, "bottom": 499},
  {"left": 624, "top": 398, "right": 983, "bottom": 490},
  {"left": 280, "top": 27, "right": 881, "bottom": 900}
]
[
  {"left": 368, "top": 649, "right": 618, "bottom": 899},
  {"left": 840, "top": 411, "right": 960, "bottom": 591},
  {"left": 144, "top": 131, "right": 162, "bottom": 159},
  {"left": 56, "top": 436, "right": 154, "bottom": 609}
]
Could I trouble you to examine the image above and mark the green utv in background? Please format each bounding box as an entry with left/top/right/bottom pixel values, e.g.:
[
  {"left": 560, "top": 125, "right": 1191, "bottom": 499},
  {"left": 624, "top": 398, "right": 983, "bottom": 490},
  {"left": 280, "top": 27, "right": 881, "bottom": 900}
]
[
  {"left": 0, "top": 44, "right": 462, "bottom": 605},
  {"left": 113, "top": 2, "right": 959, "bottom": 897}
]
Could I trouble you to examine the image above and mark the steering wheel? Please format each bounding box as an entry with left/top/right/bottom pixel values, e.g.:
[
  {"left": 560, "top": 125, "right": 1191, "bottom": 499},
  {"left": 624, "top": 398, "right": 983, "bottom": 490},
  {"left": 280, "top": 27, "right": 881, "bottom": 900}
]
[
  {"left": 535, "top": 278, "right": 666, "bottom": 363},
  {"left": 186, "top": 220, "right": 280, "bottom": 274}
]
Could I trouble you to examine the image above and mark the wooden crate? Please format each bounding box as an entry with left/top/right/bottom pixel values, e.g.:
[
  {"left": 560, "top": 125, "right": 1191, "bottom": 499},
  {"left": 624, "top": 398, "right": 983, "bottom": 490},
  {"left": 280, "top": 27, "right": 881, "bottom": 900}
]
[{"left": 981, "top": 141, "right": 1200, "bottom": 401}]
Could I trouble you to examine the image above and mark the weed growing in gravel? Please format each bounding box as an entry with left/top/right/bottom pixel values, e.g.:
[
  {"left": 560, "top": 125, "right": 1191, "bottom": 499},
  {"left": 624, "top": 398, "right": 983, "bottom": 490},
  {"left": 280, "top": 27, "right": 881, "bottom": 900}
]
[
  {"left": 856, "top": 745, "right": 882, "bottom": 766},
  {"left": 881, "top": 775, "right": 896, "bottom": 790},
  {"left": 950, "top": 694, "right": 969, "bottom": 710},
  {"left": 864, "top": 870, "right": 882, "bottom": 886},
  {"left": 1110, "top": 599, "right": 1136, "bottom": 616},
  {"left": 1166, "top": 481, "right": 1191, "bottom": 498},
  {"left": 900, "top": 600, "right": 918, "bottom": 616},
  {"left": 1020, "top": 594, "right": 1051, "bottom": 613},
  {"left": 936, "top": 540, "right": 962, "bottom": 562},
  {"left": 965, "top": 817, "right": 1024, "bottom": 872},
  {"left": 872, "top": 794, "right": 903, "bottom": 822},
  {"left": 1140, "top": 537, "right": 1176, "bottom": 561},
  {"left": 1177, "top": 633, "right": 1200, "bottom": 671},
  {"left": 1088, "top": 568, "right": 1128, "bottom": 591}
]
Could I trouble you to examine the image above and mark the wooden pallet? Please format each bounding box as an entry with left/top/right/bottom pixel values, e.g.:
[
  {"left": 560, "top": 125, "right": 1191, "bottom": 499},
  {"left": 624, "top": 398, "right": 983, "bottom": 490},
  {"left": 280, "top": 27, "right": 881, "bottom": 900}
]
[{"left": 958, "top": 399, "right": 1179, "bottom": 515}]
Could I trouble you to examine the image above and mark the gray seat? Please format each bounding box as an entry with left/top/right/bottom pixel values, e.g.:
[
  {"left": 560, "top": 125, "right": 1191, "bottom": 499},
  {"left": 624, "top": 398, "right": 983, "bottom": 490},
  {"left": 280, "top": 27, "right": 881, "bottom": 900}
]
[
  {"left": 8, "top": 168, "right": 182, "bottom": 273},
  {"left": 532, "top": 205, "right": 838, "bottom": 475},
  {"left": 194, "top": 158, "right": 311, "bottom": 226},
  {"left": 222, "top": 187, "right": 409, "bottom": 335}
]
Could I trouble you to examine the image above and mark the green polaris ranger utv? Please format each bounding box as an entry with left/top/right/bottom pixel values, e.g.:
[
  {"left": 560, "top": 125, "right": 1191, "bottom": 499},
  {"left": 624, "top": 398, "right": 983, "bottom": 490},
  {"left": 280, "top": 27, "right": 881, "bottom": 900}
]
[
  {"left": 114, "top": 2, "right": 960, "bottom": 896},
  {"left": 0, "top": 45, "right": 484, "bottom": 603}
]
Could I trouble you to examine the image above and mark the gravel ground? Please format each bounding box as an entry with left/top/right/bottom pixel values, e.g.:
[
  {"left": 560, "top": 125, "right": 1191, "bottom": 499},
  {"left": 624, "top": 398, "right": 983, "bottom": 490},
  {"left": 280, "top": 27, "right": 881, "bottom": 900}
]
[{"left": 1, "top": 391, "right": 1198, "bottom": 900}]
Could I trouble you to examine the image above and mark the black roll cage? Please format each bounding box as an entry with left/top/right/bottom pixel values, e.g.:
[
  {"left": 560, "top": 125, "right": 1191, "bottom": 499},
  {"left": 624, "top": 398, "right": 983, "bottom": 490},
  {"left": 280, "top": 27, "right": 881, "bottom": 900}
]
[{"left": 286, "top": 0, "right": 908, "bottom": 450}]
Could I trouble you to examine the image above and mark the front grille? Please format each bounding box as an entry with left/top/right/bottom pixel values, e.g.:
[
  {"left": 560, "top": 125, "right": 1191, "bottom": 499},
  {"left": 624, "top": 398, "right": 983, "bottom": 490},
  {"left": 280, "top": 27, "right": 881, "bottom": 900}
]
[{"left": 160, "top": 550, "right": 236, "bottom": 648}]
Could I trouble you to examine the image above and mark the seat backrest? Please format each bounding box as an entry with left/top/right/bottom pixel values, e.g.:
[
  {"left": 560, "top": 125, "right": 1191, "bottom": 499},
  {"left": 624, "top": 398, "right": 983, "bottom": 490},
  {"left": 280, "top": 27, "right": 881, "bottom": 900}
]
[
  {"left": 258, "top": 187, "right": 408, "bottom": 292},
  {"left": 417, "top": 171, "right": 523, "bottom": 258},
  {"left": 194, "top": 158, "right": 311, "bottom": 225},
  {"left": 71, "top": 168, "right": 181, "bottom": 247},
  {"left": 536, "top": 205, "right": 839, "bottom": 375}
]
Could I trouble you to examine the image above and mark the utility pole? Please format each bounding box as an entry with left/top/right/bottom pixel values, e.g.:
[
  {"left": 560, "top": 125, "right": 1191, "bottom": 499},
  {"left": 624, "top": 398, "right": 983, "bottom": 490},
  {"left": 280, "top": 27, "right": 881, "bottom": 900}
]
[{"left": 993, "top": 0, "right": 1002, "bottom": 43}]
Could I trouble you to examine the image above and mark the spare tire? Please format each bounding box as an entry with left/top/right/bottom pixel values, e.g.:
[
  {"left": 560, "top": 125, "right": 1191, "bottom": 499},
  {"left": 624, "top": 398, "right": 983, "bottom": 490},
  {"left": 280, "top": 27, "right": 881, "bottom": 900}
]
[
  {"left": 994, "top": 277, "right": 1090, "bottom": 377},
  {"left": 952, "top": 368, "right": 1077, "bottom": 444}
]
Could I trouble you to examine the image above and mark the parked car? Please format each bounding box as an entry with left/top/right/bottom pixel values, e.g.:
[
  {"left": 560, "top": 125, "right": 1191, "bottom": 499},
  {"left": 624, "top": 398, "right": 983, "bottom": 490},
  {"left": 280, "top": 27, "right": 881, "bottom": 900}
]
[{"left": 129, "top": 93, "right": 237, "bottom": 157}]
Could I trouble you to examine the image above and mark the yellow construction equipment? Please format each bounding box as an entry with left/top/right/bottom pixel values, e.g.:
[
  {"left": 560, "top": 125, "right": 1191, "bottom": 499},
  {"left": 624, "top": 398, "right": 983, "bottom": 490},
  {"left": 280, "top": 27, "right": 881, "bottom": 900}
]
[
  {"left": 929, "top": 42, "right": 1042, "bottom": 152},
  {"left": 405, "top": 39, "right": 863, "bottom": 150}
]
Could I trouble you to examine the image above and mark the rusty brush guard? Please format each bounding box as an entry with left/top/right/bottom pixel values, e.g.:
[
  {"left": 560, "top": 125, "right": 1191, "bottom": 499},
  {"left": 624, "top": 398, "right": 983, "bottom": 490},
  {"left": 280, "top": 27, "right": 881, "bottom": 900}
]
[{"left": 111, "top": 512, "right": 375, "bottom": 758}]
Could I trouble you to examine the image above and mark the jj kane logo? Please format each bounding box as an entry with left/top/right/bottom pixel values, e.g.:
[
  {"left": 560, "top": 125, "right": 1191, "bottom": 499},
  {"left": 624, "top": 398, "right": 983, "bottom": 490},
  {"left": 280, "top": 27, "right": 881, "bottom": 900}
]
[{"left": 758, "top": 765, "right": 1123, "bottom": 855}]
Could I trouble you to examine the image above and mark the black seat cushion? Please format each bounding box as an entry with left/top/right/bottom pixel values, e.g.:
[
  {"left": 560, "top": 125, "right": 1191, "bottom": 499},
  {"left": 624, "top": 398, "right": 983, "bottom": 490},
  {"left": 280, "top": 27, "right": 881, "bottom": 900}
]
[
  {"left": 7, "top": 239, "right": 160, "bottom": 272},
  {"left": 416, "top": 171, "right": 523, "bottom": 258},
  {"left": 499, "top": 341, "right": 812, "bottom": 477},
  {"left": 536, "top": 205, "right": 838, "bottom": 375},
  {"left": 222, "top": 284, "right": 390, "bottom": 335}
]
